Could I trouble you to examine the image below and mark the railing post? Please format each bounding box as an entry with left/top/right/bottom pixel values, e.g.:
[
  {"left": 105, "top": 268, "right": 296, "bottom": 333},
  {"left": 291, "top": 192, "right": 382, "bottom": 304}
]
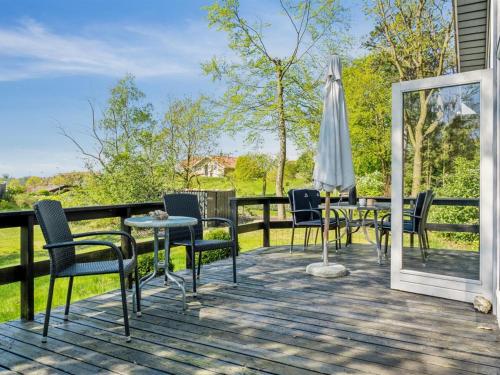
[
  {"left": 120, "top": 207, "right": 133, "bottom": 289},
  {"left": 20, "top": 214, "right": 35, "bottom": 321},
  {"left": 263, "top": 201, "right": 270, "bottom": 248},
  {"left": 229, "top": 198, "right": 239, "bottom": 255}
]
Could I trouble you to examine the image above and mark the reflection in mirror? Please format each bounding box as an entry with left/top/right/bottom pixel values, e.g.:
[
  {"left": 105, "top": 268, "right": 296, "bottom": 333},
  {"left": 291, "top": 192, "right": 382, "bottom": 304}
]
[{"left": 401, "top": 83, "right": 480, "bottom": 280}]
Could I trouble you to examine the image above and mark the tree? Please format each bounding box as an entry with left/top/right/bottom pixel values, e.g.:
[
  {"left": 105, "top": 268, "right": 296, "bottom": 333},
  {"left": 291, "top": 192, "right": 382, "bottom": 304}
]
[
  {"left": 235, "top": 153, "right": 273, "bottom": 195},
  {"left": 62, "top": 75, "right": 173, "bottom": 203},
  {"left": 203, "top": 0, "right": 345, "bottom": 217},
  {"left": 162, "top": 97, "right": 219, "bottom": 189},
  {"left": 366, "top": 0, "right": 454, "bottom": 195},
  {"left": 343, "top": 55, "right": 393, "bottom": 195},
  {"left": 296, "top": 151, "right": 314, "bottom": 181},
  {"left": 25, "top": 176, "right": 44, "bottom": 189}
]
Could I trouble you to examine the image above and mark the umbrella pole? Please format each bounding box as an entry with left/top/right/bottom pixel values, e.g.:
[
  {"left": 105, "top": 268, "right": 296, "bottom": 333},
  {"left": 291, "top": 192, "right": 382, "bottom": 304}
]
[{"left": 323, "top": 192, "right": 330, "bottom": 265}]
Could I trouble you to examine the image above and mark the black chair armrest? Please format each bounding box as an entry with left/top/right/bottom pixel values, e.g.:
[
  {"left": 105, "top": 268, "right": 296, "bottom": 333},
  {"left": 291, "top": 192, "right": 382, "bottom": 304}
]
[
  {"left": 403, "top": 213, "right": 422, "bottom": 219},
  {"left": 381, "top": 213, "right": 391, "bottom": 227},
  {"left": 44, "top": 240, "right": 125, "bottom": 269},
  {"left": 201, "top": 217, "right": 236, "bottom": 240},
  {"left": 72, "top": 230, "right": 137, "bottom": 259}
]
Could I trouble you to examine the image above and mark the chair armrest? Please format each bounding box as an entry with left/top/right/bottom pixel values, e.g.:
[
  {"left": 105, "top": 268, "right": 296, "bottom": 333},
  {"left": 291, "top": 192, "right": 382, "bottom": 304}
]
[
  {"left": 72, "top": 230, "right": 136, "bottom": 259},
  {"left": 44, "top": 240, "right": 125, "bottom": 269},
  {"left": 403, "top": 213, "right": 422, "bottom": 219},
  {"left": 201, "top": 217, "right": 236, "bottom": 240},
  {"left": 380, "top": 213, "right": 391, "bottom": 227}
]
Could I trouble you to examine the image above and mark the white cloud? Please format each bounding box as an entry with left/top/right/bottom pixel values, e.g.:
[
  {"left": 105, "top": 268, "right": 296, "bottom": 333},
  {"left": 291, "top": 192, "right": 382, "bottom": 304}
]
[{"left": 0, "top": 18, "right": 231, "bottom": 81}]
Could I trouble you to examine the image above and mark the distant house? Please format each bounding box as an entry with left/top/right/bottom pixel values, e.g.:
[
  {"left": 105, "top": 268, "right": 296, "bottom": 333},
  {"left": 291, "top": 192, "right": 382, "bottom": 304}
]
[{"left": 180, "top": 156, "right": 237, "bottom": 177}]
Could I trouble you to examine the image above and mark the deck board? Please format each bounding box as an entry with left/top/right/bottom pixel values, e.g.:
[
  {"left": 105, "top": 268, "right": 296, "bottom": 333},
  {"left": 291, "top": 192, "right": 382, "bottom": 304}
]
[{"left": 1, "top": 244, "right": 499, "bottom": 375}]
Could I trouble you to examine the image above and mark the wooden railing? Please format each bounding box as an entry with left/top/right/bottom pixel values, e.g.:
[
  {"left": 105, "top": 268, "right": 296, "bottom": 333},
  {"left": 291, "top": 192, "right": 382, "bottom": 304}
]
[
  {"left": 0, "top": 195, "right": 479, "bottom": 321},
  {"left": 229, "top": 196, "right": 479, "bottom": 248}
]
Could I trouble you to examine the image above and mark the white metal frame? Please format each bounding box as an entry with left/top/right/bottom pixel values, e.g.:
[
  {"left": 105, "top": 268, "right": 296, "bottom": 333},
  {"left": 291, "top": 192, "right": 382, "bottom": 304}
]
[{"left": 391, "top": 69, "right": 495, "bottom": 304}]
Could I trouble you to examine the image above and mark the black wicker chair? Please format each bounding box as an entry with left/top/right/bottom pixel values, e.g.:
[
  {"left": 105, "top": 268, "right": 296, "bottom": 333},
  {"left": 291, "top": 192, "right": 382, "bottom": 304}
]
[
  {"left": 163, "top": 193, "right": 237, "bottom": 295},
  {"left": 380, "top": 190, "right": 435, "bottom": 262},
  {"left": 34, "top": 200, "right": 140, "bottom": 343},
  {"left": 288, "top": 189, "right": 342, "bottom": 253}
]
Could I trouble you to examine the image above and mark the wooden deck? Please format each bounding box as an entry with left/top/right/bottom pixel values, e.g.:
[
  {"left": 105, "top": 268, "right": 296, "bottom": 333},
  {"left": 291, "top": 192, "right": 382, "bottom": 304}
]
[{"left": 1, "top": 244, "right": 499, "bottom": 375}]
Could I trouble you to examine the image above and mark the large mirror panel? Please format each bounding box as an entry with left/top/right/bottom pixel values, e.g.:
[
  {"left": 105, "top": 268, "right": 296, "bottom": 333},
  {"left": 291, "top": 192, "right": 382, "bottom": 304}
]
[{"left": 401, "top": 83, "right": 480, "bottom": 280}]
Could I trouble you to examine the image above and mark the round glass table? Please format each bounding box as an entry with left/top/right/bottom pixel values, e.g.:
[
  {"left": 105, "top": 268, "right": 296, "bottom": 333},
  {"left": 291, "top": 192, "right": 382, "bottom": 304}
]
[
  {"left": 320, "top": 202, "right": 391, "bottom": 264},
  {"left": 124, "top": 215, "right": 198, "bottom": 311}
]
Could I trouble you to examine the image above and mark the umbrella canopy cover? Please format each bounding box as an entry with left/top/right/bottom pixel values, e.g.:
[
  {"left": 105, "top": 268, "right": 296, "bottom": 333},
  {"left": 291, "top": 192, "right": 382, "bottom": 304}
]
[{"left": 313, "top": 55, "right": 354, "bottom": 193}]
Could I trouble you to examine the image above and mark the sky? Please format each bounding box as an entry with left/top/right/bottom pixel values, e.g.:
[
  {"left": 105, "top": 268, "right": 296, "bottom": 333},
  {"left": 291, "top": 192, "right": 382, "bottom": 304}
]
[{"left": 0, "top": 0, "right": 374, "bottom": 177}]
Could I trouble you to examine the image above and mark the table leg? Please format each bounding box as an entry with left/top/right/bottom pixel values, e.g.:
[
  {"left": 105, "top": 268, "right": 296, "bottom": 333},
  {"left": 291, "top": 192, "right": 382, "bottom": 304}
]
[
  {"left": 163, "top": 227, "right": 187, "bottom": 310},
  {"left": 164, "top": 229, "right": 170, "bottom": 286},
  {"left": 132, "top": 228, "right": 160, "bottom": 314}
]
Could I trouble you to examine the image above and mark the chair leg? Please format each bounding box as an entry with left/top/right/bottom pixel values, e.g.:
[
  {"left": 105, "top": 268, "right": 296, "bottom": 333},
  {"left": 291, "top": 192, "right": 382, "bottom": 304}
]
[
  {"left": 290, "top": 225, "right": 295, "bottom": 253},
  {"left": 231, "top": 243, "right": 237, "bottom": 284},
  {"left": 424, "top": 230, "right": 430, "bottom": 249},
  {"left": 197, "top": 251, "right": 202, "bottom": 279},
  {"left": 303, "top": 228, "right": 308, "bottom": 251},
  {"left": 64, "top": 276, "right": 73, "bottom": 321},
  {"left": 314, "top": 228, "right": 319, "bottom": 245},
  {"left": 191, "top": 247, "right": 197, "bottom": 295},
  {"left": 384, "top": 231, "right": 389, "bottom": 254},
  {"left": 418, "top": 233, "right": 426, "bottom": 264},
  {"left": 119, "top": 273, "right": 131, "bottom": 342},
  {"left": 134, "top": 265, "right": 142, "bottom": 317},
  {"left": 337, "top": 226, "right": 341, "bottom": 250},
  {"left": 42, "top": 277, "right": 55, "bottom": 343}
]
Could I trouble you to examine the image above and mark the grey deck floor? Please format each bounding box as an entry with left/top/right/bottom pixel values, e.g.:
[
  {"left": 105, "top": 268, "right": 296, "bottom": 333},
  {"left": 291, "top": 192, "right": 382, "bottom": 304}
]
[{"left": 1, "top": 244, "right": 500, "bottom": 375}]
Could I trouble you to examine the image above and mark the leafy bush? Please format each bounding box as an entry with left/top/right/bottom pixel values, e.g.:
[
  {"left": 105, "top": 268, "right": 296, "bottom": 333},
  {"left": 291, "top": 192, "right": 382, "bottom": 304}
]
[
  {"left": 137, "top": 252, "right": 174, "bottom": 279},
  {"left": 356, "top": 171, "right": 385, "bottom": 197},
  {"left": 13, "top": 193, "right": 38, "bottom": 208},
  {"left": 0, "top": 200, "right": 20, "bottom": 211},
  {"left": 200, "top": 228, "right": 234, "bottom": 265}
]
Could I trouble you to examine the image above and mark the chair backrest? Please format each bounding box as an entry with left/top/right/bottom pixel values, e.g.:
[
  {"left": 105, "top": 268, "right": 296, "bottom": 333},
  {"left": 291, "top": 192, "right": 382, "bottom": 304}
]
[
  {"left": 419, "top": 190, "right": 435, "bottom": 233},
  {"left": 411, "top": 191, "right": 427, "bottom": 229},
  {"left": 288, "top": 189, "right": 321, "bottom": 224},
  {"left": 163, "top": 193, "right": 203, "bottom": 242},
  {"left": 33, "top": 200, "right": 75, "bottom": 274}
]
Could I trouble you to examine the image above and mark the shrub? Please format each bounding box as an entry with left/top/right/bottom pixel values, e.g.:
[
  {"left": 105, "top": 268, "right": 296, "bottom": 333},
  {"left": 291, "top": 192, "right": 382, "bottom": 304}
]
[
  {"left": 0, "top": 200, "right": 20, "bottom": 211},
  {"left": 137, "top": 252, "right": 174, "bottom": 279},
  {"left": 198, "top": 228, "right": 235, "bottom": 265},
  {"left": 356, "top": 171, "right": 385, "bottom": 197}
]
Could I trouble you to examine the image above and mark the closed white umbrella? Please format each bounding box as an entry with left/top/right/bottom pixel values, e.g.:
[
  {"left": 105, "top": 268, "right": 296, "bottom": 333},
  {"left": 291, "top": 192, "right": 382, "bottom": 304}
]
[{"left": 308, "top": 55, "right": 354, "bottom": 277}]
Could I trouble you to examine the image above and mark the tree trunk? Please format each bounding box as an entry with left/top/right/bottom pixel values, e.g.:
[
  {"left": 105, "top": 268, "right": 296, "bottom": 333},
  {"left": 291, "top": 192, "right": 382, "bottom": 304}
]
[
  {"left": 411, "top": 136, "right": 423, "bottom": 196},
  {"left": 410, "top": 92, "right": 428, "bottom": 196},
  {"left": 262, "top": 173, "right": 267, "bottom": 196},
  {"left": 275, "top": 63, "right": 287, "bottom": 219},
  {"left": 383, "top": 171, "right": 391, "bottom": 197}
]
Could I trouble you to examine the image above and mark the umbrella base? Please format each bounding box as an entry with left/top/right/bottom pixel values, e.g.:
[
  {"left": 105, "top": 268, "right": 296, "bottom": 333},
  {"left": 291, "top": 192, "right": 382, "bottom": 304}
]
[{"left": 306, "top": 262, "right": 347, "bottom": 278}]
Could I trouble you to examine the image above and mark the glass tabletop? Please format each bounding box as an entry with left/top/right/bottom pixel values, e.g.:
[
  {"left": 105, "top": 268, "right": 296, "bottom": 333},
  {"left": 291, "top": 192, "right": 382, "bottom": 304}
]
[{"left": 124, "top": 215, "right": 198, "bottom": 228}]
